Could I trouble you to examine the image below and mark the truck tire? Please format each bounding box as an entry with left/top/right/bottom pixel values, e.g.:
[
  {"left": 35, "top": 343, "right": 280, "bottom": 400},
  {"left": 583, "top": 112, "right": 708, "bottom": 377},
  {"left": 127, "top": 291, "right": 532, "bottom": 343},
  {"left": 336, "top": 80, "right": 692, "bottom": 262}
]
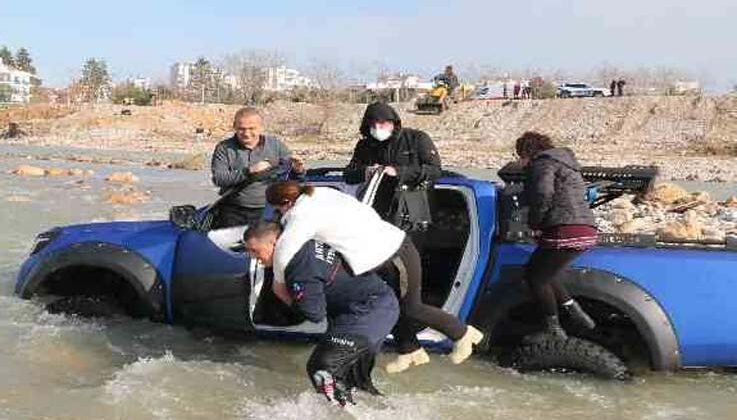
[
  {"left": 46, "top": 295, "right": 128, "bottom": 318},
  {"left": 504, "top": 336, "right": 630, "bottom": 380}
]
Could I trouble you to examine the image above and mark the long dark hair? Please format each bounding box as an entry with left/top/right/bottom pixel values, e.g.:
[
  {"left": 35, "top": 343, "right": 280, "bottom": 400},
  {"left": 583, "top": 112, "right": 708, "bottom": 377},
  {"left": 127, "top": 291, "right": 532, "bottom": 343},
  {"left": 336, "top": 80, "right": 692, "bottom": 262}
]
[
  {"left": 515, "top": 131, "right": 554, "bottom": 159},
  {"left": 266, "top": 181, "right": 315, "bottom": 206}
]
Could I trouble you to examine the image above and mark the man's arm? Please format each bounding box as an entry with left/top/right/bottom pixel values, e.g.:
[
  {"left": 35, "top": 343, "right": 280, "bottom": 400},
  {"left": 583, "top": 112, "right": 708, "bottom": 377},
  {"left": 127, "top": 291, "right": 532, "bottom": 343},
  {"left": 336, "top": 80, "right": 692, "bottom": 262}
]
[
  {"left": 211, "top": 142, "right": 249, "bottom": 188},
  {"left": 281, "top": 242, "right": 327, "bottom": 323},
  {"left": 273, "top": 281, "right": 293, "bottom": 306},
  {"left": 397, "top": 131, "right": 442, "bottom": 186}
]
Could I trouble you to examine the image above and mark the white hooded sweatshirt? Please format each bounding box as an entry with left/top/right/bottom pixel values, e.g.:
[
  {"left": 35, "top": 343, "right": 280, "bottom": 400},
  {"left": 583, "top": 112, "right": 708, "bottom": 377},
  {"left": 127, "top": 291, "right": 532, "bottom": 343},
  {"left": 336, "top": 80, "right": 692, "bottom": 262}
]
[{"left": 272, "top": 187, "right": 405, "bottom": 284}]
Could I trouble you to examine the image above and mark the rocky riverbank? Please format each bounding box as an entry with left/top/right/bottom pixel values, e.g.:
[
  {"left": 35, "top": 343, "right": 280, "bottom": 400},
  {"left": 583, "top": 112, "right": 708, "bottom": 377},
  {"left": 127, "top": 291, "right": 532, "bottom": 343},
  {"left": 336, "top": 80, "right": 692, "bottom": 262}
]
[{"left": 2, "top": 96, "right": 737, "bottom": 181}]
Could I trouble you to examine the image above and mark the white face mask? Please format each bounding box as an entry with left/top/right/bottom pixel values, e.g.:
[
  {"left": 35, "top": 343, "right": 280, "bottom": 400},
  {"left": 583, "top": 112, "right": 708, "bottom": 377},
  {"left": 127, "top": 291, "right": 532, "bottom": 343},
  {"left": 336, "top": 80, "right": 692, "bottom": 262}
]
[{"left": 370, "top": 126, "right": 393, "bottom": 141}]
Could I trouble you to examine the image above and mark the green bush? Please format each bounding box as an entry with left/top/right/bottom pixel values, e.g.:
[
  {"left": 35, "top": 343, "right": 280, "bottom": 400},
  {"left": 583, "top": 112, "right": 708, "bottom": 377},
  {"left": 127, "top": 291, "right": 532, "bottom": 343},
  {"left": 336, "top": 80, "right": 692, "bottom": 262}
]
[{"left": 112, "top": 83, "right": 153, "bottom": 106}]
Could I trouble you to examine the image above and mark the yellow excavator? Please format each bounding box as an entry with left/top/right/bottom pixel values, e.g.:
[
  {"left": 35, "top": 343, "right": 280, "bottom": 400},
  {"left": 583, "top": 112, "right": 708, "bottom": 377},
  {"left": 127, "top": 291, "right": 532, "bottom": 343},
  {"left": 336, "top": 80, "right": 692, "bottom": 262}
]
[{"left": 415, "top": 79, "right": 452, "bottom": 114}]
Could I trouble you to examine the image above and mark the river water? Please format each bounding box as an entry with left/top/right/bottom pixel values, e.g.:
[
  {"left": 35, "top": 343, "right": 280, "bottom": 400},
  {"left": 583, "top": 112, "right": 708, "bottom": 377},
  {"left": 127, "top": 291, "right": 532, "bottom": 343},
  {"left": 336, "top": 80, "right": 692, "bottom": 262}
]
[{"left": 0, "top": 153, "right": 736, "bottom": 420}]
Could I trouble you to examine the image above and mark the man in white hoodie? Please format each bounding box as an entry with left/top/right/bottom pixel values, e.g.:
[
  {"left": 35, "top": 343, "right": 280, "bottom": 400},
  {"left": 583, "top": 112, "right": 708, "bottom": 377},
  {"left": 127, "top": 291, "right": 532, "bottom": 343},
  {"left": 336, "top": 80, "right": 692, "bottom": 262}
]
[{"left": 265, "top": 181, "right": 483, "bottom": 373}]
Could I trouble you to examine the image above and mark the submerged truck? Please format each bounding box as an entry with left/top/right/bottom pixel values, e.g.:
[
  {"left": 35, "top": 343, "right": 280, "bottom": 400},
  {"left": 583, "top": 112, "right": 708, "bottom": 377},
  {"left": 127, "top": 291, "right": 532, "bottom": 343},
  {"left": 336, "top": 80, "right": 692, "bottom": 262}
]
[{"left": 15, "top": 166, "right": 737, "bottom": 379}]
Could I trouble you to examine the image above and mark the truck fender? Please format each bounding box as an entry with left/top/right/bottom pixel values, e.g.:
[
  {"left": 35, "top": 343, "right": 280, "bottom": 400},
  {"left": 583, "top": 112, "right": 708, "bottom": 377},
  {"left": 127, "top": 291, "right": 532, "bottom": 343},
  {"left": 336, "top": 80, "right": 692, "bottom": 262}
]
[
  {"left": 470, "top": 266, "right": 681, "bottom": 371},
  {"left": 21, "top": 242, "right": 165, "bottom": 318}
]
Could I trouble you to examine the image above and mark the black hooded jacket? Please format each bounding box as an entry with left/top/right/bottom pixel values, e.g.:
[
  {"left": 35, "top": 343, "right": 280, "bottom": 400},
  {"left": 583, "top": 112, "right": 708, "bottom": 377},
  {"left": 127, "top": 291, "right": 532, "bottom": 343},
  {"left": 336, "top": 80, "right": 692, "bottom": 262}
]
[
  {"left": 524, "top": 147, "right": 596, "bottom": 230},
  {"left": 344, "top": 103, "right": 442, "bottom": 188}
]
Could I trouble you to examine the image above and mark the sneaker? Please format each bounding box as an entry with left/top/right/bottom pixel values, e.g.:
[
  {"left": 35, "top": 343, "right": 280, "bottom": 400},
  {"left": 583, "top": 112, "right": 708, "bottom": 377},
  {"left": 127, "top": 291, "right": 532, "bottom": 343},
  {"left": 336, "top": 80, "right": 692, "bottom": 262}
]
[
  {"left": 449, "top": 325, "right": 484, "bottom": 364},
  {"left": 562, "top": 300, "right": 596, "bottom": 330},
  {"left": 385, "top": 348, "right": 430, "bottom": 374}
]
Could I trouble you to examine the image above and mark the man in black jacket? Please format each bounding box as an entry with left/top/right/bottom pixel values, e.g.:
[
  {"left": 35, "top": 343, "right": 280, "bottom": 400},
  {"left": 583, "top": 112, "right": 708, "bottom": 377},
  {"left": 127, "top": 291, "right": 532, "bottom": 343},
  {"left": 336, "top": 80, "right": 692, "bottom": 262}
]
[
  {"left": 344, "top": 102, "right": 441, "bottom": 226},
  {"left": 244, "top": 221, "right": 399, "bottom": 406}
]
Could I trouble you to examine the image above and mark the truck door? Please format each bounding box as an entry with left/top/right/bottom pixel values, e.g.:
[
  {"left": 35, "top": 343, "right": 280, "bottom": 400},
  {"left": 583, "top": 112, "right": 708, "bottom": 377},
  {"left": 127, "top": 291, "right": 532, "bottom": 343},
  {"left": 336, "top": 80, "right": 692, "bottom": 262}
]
[{"left": 171, "top": 225, "right": 252, "bottom": 332}]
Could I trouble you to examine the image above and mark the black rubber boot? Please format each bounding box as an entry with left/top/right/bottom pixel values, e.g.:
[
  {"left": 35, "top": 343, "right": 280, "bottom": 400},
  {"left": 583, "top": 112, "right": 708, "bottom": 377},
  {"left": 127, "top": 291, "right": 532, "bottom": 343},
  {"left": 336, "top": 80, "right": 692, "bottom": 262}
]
[
  {"left": 524, "top": 315, "right": 568, "bottom": 344},
  {"left": 562, "top": 300, "right": 596, "bottom": 330}
]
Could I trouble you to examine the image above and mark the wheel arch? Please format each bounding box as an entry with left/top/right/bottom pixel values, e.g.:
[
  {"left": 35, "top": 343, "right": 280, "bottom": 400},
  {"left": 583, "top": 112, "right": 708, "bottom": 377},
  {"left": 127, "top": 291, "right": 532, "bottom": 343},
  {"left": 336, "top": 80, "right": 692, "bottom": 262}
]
[
  {"left": 469, "top": 266, "right": 681, "bottom": 371},
  {"left": 20, "top": 241, "right": 166, "bottom": 319}
]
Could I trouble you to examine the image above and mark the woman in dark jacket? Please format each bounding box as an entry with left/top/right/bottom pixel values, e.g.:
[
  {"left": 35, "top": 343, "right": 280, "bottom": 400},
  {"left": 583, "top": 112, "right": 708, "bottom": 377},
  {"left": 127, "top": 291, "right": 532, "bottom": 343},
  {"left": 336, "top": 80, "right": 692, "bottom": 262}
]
[
  {"left": 345, "top": 102, "right": 441, "bottom": 228},
  {"left": 516, "top": 131, "right": 598, "bottom": 340}
]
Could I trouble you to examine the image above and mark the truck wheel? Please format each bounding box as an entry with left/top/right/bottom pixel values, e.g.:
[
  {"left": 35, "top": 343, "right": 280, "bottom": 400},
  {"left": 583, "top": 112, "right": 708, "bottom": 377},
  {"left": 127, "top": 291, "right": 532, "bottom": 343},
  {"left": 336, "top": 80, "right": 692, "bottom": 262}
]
[
  {"left": 503, "top": 336, "right": 630, "bottom": 380},
  {"left": 45, "top": 295, "right": 128, "bottom": 318}
]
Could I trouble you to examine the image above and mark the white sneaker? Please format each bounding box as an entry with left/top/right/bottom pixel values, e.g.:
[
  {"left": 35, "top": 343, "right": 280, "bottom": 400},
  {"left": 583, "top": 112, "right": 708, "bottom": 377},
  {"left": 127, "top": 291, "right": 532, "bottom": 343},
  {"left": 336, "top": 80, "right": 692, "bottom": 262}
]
[
  {"left": 385, "top": 348, "right": 430, "bottom": 374},
  {"left": 449, "top": 325, "right": 484, "bottom": 364}
]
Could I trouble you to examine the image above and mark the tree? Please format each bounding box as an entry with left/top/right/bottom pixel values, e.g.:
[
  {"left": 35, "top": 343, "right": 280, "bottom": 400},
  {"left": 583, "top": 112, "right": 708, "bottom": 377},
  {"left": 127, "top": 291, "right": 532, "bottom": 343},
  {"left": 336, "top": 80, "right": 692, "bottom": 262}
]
[
  {"left": 80, "top": 58, "right": 111, "bottom": 102},
  {"left": 14, "top": 48, "right": 36, "bottom": 74},
  {"left": 0, "top": 84, "right": 11, "bottom": 102},
  {"left": 112, "top": 82, "right": 153, "bottom": 106},
  {"left": 0, "top": 46, "right": 13, "bottom": 67},
  {"left": 308, "top": 58, "right": 346, "bottom": 100},
  {"left": 189, "top": 56, "right": 213, "bottom": 104},
  {"left": 223, "top": 50, "right": 283, "bottom": 105}
]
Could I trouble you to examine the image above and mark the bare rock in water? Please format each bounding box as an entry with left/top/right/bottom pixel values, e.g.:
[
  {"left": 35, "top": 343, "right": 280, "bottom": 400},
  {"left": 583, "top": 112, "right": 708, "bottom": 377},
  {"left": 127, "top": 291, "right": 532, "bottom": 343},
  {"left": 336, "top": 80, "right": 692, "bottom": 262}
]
[
  {"left": 725, "top": 196, "right": 737, "bottom": 208},
  {"left": 645, "top": 183, "right": 691, "bottom": 205},
  {"left": 6, "top": 195, "right": 32, "bottom": 202},
  {"left": 45, "top": 167, "right": 71, "bottom": 176},
  {"left": 168, "top": 153, "right": 206, "bottom": 170},
  {"left": 12, "top": 165, "right": 46, "bottom": 177},
  {"left": 105, "top": 172, "right": 139, "bottom": 183},
  {"left": 105, "top": 187, "right": 149, "bottom": 204}
]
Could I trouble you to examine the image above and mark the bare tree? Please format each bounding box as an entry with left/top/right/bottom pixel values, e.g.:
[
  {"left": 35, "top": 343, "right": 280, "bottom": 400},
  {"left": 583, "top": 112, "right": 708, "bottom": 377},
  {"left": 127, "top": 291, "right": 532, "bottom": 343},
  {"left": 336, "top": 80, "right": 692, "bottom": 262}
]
[
  {"left": 223, "top": 50, "right": 284, "bottom": 105},
  {"left": 307, "top": 58, "right": 347, "bottom": 101}
]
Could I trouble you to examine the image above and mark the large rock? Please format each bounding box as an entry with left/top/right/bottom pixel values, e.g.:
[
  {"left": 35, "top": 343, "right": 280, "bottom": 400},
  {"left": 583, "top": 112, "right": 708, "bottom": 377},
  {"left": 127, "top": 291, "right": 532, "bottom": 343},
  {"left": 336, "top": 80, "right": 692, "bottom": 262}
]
[
  {"left": 618, "top": 218, "right": 653, "bottom": 234},
  {"left": 12, "top": 165, "right": 46, "bottom": 177},
  {"left": 105, "top": 188, "right": 149, "bottom": 204},
  {"left": 168, "top": 153, "right": 206, "bottom": 170},
  {"left": 606, "top": 208, "right": 634, "bottom": 226},
  {"left": 645, "top": 183, "right": 691, "bottom": 205},
  {"left": 657, "top": 220, "right": 703, "bottom": 241},
  {"left": 105, "top": 172, "right": 139, "bottom": 183},
  {"left": 45, "top": 167, "right": 71, "bottom": 176}
]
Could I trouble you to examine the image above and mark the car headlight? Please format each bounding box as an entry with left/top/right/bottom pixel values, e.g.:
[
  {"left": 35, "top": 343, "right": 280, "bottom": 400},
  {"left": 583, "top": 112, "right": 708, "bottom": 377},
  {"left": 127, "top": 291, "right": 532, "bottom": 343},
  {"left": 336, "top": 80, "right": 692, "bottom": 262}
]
[{"left": 29, "top": 229, "right": 60, "bottom": 256}]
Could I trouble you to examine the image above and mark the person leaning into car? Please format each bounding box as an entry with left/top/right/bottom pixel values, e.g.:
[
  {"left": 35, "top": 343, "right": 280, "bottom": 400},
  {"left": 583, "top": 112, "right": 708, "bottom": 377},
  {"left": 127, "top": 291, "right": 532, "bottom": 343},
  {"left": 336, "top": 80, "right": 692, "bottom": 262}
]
[{"left": 210, "top": 107, "right": 304, "bottom": 228}]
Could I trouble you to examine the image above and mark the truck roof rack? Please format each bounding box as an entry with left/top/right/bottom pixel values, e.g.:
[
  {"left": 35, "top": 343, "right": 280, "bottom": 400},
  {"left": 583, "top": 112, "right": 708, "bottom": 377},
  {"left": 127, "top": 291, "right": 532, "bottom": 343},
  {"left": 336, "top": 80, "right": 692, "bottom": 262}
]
[{"left": 497, "top": 162, "right": 659, "bottom": 207}]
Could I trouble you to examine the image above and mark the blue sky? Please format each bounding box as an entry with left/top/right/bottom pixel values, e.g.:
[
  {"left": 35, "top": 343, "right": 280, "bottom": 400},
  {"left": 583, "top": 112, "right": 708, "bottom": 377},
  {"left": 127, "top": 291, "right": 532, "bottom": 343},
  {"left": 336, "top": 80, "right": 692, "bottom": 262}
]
[{"left": 1, "top": 0, "right": 736, "bottom": 89}]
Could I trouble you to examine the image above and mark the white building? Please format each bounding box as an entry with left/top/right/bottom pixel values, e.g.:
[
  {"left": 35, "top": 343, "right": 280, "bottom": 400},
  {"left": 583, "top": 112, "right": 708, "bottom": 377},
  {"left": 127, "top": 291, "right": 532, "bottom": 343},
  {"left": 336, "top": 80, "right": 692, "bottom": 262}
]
[
  {"left": 366, "top": 73, "right": 431, "bottom": 90},
  {"left": 170, "top": 62, "right": 193, "bottom": 90},
  {"left": 0, "top": 62, "right": 35, "bottom": 103},
  {"left": 130, "top": 76, "right": 151, "bottom": 90},
  {"left": 263, "top": 66, "right": 313, "bottom": 91}
]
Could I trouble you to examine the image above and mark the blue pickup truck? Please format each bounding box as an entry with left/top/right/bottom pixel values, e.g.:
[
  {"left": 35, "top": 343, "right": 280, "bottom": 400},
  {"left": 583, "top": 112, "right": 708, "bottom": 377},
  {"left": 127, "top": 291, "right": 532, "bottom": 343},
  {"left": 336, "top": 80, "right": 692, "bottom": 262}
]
[{"left": 14, "top": 166, "right": 737, "bottom": 379}]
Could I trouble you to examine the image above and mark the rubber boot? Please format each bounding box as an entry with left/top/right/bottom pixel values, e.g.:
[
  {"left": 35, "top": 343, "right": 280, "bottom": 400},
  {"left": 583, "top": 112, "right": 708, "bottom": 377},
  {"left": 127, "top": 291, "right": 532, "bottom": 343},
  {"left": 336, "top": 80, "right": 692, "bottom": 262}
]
[
  {"left": 562, "top": 300, "right": 596, "bottom": 330},
  {"left": 449, "top": 325, "right": 484, "bottom": 364},
  {"left": 385, "top": 348, "right": 430, "bottom": 374},
  {"left": 524, "top": 315, "right": 568, "bottom": 344}
]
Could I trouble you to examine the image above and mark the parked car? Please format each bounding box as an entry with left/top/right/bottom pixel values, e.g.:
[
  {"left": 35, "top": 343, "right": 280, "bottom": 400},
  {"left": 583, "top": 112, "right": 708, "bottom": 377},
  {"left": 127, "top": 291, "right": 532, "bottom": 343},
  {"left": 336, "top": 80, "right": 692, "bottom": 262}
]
[
  {"left": 557, "top": 83, "right": 610, "bottom": 98},
  {"left": 15, "top": 166, "right": 737, "bottom": 379}
]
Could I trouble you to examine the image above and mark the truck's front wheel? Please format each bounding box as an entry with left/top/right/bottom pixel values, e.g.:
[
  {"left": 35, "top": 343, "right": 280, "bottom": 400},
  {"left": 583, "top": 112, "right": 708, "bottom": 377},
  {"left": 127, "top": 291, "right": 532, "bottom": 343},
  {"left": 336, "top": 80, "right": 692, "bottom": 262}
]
[{"left": 501, "top": 336, "right": 630, "bottom": 380}]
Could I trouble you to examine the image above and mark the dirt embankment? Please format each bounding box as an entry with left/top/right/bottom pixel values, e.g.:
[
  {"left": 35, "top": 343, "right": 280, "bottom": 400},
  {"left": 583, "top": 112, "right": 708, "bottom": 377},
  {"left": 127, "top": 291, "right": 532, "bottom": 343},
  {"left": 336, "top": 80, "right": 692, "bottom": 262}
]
[{"left": 2, "top": 95, "right": 737, "bottom": 180}]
